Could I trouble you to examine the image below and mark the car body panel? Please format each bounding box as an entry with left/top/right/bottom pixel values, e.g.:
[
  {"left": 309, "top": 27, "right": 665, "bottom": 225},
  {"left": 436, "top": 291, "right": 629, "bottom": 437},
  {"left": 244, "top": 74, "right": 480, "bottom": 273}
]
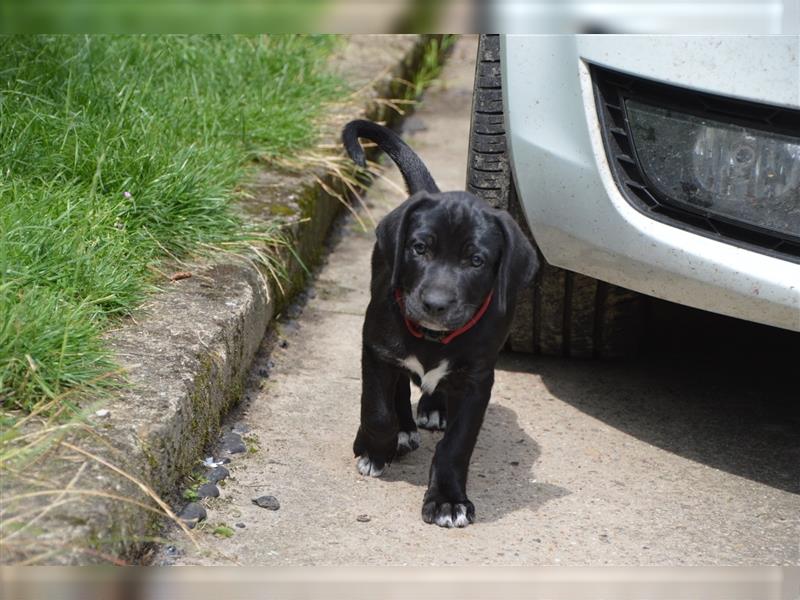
[{"left": 502, "top": 34, "right": 800, "bottom": 331}]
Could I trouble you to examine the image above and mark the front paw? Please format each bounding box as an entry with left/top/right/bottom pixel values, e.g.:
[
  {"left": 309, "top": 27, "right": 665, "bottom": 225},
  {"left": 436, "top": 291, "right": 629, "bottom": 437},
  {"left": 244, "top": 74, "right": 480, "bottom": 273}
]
[
  {"left": 421, "top": 494, "right": 475, "bottom": 528},
  {"left": 355, "top": 454, "right": 387, "bottom": 477},
  {"left": 353, "top": 426, "right": 394, "bottom": 477}
]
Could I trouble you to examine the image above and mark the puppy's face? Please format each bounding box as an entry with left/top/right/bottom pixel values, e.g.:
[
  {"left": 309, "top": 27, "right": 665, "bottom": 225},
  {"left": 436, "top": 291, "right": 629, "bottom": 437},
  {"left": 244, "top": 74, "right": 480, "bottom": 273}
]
[
  {"left": 377, "top": 191, "right": 538, "bottom": 332},
  {"left": 396, "top": 193, "right": 504, "bottom": 331}
]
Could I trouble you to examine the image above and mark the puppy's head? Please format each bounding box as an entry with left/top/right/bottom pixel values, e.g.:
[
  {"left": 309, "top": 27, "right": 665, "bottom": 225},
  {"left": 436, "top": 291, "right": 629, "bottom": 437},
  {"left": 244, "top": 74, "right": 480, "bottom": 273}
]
[{"left": 376, "top": 191, "right": 538, "bottom": 331}]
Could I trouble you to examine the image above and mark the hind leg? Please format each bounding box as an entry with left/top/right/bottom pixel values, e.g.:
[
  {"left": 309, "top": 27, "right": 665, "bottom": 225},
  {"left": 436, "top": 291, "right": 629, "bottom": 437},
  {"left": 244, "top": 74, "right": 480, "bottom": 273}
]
[
  {"left": 394, "top": 374, "right": 420, "bottom": 455},
  {"left": 417, "top": 389, "right": 447, "bottom": 430}
]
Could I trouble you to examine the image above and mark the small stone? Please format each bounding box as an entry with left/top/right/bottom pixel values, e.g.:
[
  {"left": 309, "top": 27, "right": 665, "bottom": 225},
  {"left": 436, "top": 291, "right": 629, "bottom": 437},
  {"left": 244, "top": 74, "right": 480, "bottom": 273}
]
[
  {"left": 252, "top": 495, "right": 280, "bottom": 510},
  {"left": 235, "top": 522, "right": 246, "bottom": 528},
  {"left": 356, "top": 514, "right": 371, "bottom": 523},
  {"left": 163, "top": 544, "right": 183, "bottom": 558},
  {"left": 206, "top": 466, "right": 230, "bottom": 484},
  {"left": 197, "top": 483, "right": 219, "bottom": 498},
  {"left": 179, "top": 502, "right": 207, "bottom": 528},
  {"left": 222, "top": 431, "right": 246, "bottom": 454},
  {"left": 95, "top": 409, "right": 110, "bottom": 418}
]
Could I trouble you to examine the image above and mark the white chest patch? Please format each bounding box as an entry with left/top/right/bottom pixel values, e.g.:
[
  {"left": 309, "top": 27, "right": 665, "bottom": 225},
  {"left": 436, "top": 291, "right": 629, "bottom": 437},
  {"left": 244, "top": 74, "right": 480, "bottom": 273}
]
[{"left": 400, "top": 356, "right": 450, "bottom": 395}]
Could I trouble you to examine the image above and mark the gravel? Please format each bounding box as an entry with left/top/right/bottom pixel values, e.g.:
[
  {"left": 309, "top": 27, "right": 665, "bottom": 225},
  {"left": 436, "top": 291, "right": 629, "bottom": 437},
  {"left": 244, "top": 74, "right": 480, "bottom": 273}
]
[
  {"left": 252, "top": 495, "right": 280, "bottom": 511},
  {"left": 197, "top": 483, "right": 220, "bottom": 498},
  {"left": 206, "top": 466, "right": 230, "bottom": 484},
  {"left": 179, "top": 502, "right": 207, "bottom": 528},
  {"left": 221, "top": 431, "right": 246, "bottom": 454}
]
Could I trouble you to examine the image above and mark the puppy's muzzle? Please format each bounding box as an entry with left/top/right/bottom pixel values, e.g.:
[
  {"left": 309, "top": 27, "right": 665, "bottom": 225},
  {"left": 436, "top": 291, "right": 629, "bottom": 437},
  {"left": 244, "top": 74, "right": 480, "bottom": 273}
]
[
  {"left": 405, "top": 289, "right": 467, "bottom": 332},
  {"left": 421, "top": 288, "right": 455, "bottom": 319}
]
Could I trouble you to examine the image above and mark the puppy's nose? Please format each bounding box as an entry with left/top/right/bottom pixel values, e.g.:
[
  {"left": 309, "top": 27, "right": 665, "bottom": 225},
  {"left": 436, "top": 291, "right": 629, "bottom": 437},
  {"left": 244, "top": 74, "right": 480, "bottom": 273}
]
[{"left": 421, "top": 289, "right": 455, "bottom": 316}]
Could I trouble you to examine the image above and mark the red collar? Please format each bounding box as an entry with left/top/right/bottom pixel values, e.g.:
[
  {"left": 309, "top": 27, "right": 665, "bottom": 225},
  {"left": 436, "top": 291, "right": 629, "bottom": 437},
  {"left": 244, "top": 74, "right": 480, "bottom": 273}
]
[{"left": 393, "top": 289, "right": 494, "bottom": 345}]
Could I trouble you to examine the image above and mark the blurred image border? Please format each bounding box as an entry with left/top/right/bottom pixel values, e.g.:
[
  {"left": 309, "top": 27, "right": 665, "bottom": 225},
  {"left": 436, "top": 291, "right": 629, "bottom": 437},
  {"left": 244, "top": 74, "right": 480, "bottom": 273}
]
[
  {"left": 5, "top": 0, "right": 794, "bottom": 34},
  {"left": 1, "top": 566, "right": 799, "bottom": 600}
]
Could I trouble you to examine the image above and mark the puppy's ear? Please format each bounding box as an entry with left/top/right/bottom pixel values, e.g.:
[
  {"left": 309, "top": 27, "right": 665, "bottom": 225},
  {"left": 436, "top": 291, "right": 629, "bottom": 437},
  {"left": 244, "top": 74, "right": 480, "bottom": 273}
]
[
  {"left": 375, "top": 191, "right": 432, "bottom": 289},
  {"left": 493, "top": 210, "right": 539, "bottom": 314}
]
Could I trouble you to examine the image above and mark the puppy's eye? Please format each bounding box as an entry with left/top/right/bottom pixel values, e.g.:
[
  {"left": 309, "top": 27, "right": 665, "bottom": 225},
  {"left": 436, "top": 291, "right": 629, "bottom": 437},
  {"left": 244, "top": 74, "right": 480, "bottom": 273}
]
[
  {"left": 411, "top": 242, "right": 427, "bottom": 255},
  {"left": 470, "top": 254, "right": 484, "bottom": 268}
]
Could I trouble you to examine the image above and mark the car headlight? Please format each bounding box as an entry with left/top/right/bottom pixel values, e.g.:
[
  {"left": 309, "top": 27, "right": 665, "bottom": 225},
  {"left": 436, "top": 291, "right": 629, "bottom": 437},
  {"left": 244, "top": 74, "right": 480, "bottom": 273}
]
[
  {"left": 626, "top": 100, "right": 800, "bottom": 238},
  {"left": 592, "top": 64, "right": 800, "bottom": 260}
]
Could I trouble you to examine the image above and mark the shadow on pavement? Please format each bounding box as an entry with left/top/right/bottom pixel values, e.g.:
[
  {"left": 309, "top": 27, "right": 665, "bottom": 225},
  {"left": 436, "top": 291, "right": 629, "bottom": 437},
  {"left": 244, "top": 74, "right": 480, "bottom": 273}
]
[
  {"left": 500, "top": 300, "right": 800, "bottom": 495},
  {"left": 384, "top": 402, "right": 570, "bottom": 523}
]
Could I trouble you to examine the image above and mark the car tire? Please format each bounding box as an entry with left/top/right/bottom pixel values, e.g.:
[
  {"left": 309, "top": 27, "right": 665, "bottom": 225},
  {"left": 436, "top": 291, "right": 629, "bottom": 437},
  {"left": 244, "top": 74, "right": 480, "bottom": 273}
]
[{"left": 467, "top": 34, "right": 645, "bottom": 358}]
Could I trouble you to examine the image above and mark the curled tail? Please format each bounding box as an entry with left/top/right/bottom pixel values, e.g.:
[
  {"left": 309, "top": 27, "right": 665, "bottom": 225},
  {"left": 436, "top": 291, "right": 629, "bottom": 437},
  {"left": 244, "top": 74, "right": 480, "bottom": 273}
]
[{"left": 342, "top": 119, "right": 439, "bottom": 195}]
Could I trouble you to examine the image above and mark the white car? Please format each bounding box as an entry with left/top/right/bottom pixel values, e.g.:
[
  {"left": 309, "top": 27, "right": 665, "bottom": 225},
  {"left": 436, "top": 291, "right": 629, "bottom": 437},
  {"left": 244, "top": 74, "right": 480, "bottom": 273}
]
[{"left": 466, "top": 28, "right": 800, "bottom": 357}]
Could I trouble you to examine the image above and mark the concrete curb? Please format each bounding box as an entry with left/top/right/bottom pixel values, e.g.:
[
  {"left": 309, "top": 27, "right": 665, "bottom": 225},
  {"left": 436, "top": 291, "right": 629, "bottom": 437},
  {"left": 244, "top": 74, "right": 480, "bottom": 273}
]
[{"left": 16, "top": 35, "right": 448, "bottom": 565}]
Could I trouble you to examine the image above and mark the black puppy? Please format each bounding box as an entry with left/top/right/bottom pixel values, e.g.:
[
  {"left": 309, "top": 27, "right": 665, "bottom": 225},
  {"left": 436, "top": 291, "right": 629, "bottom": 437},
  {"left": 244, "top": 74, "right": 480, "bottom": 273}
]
[{"left": 343, "top": 120, "right": 537, "bottom": 528}]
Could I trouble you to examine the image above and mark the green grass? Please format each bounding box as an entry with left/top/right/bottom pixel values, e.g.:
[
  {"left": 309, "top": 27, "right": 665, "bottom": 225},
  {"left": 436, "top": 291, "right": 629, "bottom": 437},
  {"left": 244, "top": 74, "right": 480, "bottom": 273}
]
[
  {"left": 1, "top": 1, "right": 330, "bottom": 34},
  {"left": 212, "top": 524, "right": 235, "bottom": 538},
  {"left": 405, "top": 35, "right": 457, "bottom": 100},
  {"left": 0, "top": 35, "right": 345, "bottom": 412}
]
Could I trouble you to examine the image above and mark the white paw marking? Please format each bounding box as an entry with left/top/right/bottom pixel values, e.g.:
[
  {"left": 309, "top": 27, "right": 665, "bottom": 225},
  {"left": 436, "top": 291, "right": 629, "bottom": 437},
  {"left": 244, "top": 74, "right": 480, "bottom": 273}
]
[
  {"left": 435, "top": 512, "right": 454, "bottom": 527},
  {"left": 435, "top": 504, "right": 470, "bottom": 528},
  {"left": 416, "top": 410, "right": 447, "bottom": 429},
  {"left": 397, "top": 430, "right": 421, "bottom": 452},
  {"left": 400, "top": 356, "right": 449, "bottom": 394},
  {"left": 356, "top": 456, "right": 385, "bottom": 477},
  {"left": 409, "top": 430, "right": 420, "bottom": 446},
  {"left": 453, "top": 505, "right": 470, "bottom": 528}
]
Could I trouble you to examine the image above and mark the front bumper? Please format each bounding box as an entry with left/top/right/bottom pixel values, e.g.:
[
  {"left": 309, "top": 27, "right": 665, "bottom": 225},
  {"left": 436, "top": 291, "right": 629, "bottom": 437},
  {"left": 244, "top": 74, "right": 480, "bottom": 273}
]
[{"left": 502, "top": 35, "right": 800, "bottom": 331}]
